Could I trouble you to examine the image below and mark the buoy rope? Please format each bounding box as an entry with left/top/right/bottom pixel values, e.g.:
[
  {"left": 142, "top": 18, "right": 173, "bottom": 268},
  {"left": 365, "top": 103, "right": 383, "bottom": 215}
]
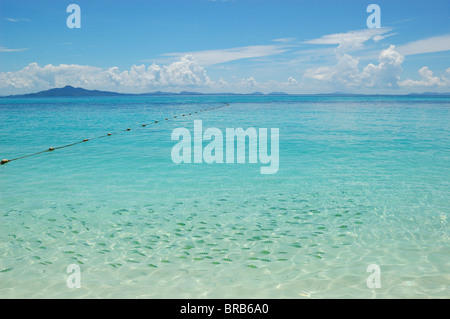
[{"left": 1, "top": 103, "right": 229, "bottom": 165}]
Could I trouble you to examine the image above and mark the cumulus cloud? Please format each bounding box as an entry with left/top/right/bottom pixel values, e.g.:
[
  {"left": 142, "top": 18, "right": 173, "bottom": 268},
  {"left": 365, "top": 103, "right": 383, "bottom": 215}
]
[
  {"left": 304, "top": 53, "right": 360, "bottom": 85},
  {"left": 238, "top": 76, "right": 258, "bottom": 88},
  {"left": 287, "top": 76, "right": 298, "bottom": 85},
  {"left": 0, "top": 58, "right": 303, "bottom": 95},
  {"left": 0, "top": 56, "right": 212, "bottom": 94},
  {"left": 358, "top": 45, "right": 404, "bottom": 88},
  {"left": 304, "top": 45, "right": 405, "bottom": 89},
  {"left": 399, "top": 67, "right": 449, "bottom": 88}
]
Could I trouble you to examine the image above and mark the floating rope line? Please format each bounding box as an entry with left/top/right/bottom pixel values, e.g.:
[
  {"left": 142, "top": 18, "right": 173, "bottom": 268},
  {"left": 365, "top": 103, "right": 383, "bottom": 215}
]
[{"left": 1, "top": 103, "right": 229, "bottom": 165}]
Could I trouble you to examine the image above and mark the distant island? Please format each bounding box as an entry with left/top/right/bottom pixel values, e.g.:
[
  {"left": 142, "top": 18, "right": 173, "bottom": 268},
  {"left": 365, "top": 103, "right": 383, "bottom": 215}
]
[
  {"left": 1, "top": 86, "right": 276, "bottom": 98},
  {"left": 1, "top": 85, "right": 450, "bottom": 98},
  {"left": 2, "top": 86, "right": 125, "bottom": 98}
]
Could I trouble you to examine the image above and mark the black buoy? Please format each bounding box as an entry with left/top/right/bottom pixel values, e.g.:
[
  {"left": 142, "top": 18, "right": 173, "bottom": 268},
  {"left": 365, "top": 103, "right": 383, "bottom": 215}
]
[
  {"left": 83, "top": 139, "right": 89, "bottom": 142},
  {"left": 154, "top": 121, "right": 159, "bottom": 123},
  {"left": 107, "top": 133, "right": 112, "bottom": 136},
  {"left": 1, "top": 159, "right": 9, "bottom": 165},
  {"left": 142, "top": 124, "right": 146, "bottom": 127},
  {"left": 48, "top": 147, "right": 55, "bottom": 151},
  {"left": 126, "top": 128, "right": 131, "bottom": 131}
]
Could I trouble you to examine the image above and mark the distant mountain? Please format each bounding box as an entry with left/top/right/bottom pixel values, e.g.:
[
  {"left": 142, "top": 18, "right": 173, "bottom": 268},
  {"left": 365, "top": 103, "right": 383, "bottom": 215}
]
[
  {"left": 3, "top": 87, "right": 207, "bottom": 98},
  {"left": 5, "top": 85, "right": 125, "bottom": 98},
  {"left": 2, "top": 88, "right": 283, "bottom": 97},
  {"left": 139, "top": 91, "right": 177, "bottom": 96},
  {"left": 2, "top": 86, "right": 450, "bottom": 98}
]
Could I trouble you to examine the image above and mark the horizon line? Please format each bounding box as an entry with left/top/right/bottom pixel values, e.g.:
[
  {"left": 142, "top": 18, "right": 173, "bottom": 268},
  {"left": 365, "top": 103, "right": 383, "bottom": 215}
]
[{"left": 2, "top": 85, "right": 450, "bottom": 98}]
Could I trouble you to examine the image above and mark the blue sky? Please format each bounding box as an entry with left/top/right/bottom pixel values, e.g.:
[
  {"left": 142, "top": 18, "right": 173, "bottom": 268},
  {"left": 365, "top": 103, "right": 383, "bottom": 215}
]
[{"left": 1, "top": 0, "right": 449, "bottom": 94}]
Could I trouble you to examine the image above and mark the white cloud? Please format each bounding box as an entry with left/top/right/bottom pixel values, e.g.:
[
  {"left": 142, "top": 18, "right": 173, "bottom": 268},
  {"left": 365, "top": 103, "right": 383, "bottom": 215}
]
[
  {"left": 358, "top": 45, "right": 404, "bottom": 88},
  {"left": 287, "top": 76, "right": 298, "bottom": 85},
  {"left": 217, "top": 76, "right": 301, "bottom": 94},
  {"left": 304, "top": 45, "right": 405, "bottom": 89},
  {"left": 272, "top": 38, "right": 296, "bottom": 43},
  {"left": 2, "top": 30, "right": 449, "bottom": 95},
  {"left": 0, "top": 58, "right": 303, "bottom": 95},
  {"left": 301, "top": 30, "right": 450, "bottom": 91},
  {"left": 303, "top": 66, "right": 331, "bottom": 81},
  {"left": 304, "top": 28, "right": 394, "bottom": 52},
  {"left": 399, "top": 67, "right": 448, "bottom": 88},
  {"left": 162, "top": 44, "right": 288, "bottom": 66},
  {"left": 0, "top": 56, "right": 212, "bottom": 94},
  {"left": 216, "top": 78, "right": 229, "bottom": 88},
  {"left": 396, "top": 34, "right": 450, "bottom": 56},
  {"left": 238, "top": 76, "right": 258, "bottom": 88},
  {"left": 5, "top": 17, "right": 31, "bottom": 22},
  {"left": 303, "top": 53, "right": 360, "bottom": 85},
  {"left": 0, "top": 46, "right": 28, "bottom": 52}
]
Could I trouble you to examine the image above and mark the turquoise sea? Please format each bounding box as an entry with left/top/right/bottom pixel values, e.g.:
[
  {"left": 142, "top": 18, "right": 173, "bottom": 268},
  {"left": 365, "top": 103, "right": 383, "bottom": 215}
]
[{"left": 0, "top": 95, "right": 449, "bottom": 298}]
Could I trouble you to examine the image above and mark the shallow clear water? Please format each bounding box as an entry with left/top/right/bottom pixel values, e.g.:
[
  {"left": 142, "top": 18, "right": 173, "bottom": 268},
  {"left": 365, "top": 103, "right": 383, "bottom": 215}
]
[{"left": 0, "top": 95, "right": 449, "bottom": 298}]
